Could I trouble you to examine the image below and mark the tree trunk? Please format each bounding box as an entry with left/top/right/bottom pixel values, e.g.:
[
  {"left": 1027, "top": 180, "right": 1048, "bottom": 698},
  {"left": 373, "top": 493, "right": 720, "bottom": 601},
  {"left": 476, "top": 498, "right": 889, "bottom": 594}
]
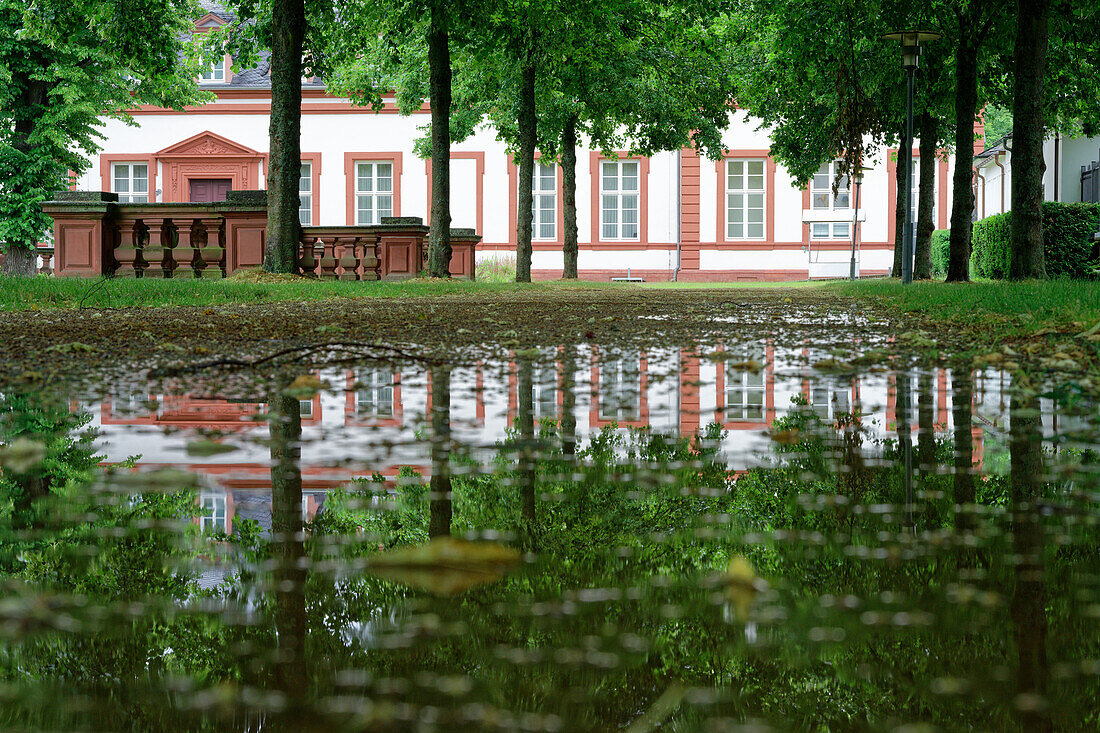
[
  {"left": 914, "top": 113, "right": 937, "bottom": 279},
  {"left": 947, "top": 39, "right": 978, "bottom": 282},
  {"left": 560, "top": 344, "right": 577, "bottom": 456},
  {"left": 916, "top": 370, "right": 935, "bottom": 478},
  {"left": 1008, "top": 389, "right": 1050, "bottom": 732},
  {"left": 951, "top": 367, "right": 975, "bottom": 534},
  {"left": 268, "top": 387, "right": 306, "bottom": 698},
  {"left": 561, "top": 114, "right": 579, "bottom": 279},
  {"left": 262, "top": 0, "right": 305, "bottom": 274},
  {"left": 892, "top": 126, "right": 907, "bottom": 278},
  {"left": 515, "top": 55, "right": 537, "bottom": 283},
  {"left": 517, "top": 356, "right": 537, "bottom": 544},
  {"left": 428, "top": 365, "right": 452, "bottom": 537},
  {"left": 427, "top": 1, "right": 452, "bottom": 278},
  {"left": 2, "top": 78, "right": 49, "bottom": 277},
  {"left": 1009, "top": 0, "right": 1049, "bottom": 280}
]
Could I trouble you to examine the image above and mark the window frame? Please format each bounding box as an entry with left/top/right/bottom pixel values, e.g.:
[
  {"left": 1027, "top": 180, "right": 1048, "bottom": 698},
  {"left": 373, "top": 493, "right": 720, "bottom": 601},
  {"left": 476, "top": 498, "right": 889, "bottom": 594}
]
[
  {"left": 809, "top": 161, "right": 852, "bottom": 240},
  {"left": 353, "top": 160, "right": 395, "bottom": 225},
  {"left": 590, "top": 152, "right": 649, "bottom": 244},
  {"left": 200, "top": 57, "right": 227, "bottom": 84},
  {"left": 298, "top": 161, "right": 313, "bottom": 226},
  {"left": 343, "top": 152, "right": 402, "bottom": 225},
  {"left": 111, "top": 161, "right": 151, "bottom": 203},
  {"left": 530, "top": 161, "right": 557, "bottom": 242},
  {"left": 724, "top": 158, "right": 767, "bottom": 241},
  {"left": 599, "top": 159, "right": 642, "bottom": 241}
]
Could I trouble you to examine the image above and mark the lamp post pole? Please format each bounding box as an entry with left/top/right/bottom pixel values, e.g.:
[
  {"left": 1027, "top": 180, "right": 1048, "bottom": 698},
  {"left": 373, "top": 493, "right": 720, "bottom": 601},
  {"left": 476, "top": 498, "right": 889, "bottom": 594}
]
[
  {"left": 849, "top": 169, "right": 864, "bottom": 280},
  {"left": 884, "top": 30, "right": 940, "bottom": 285},
  {"left": 901, "top": 66, "right": 916, "bottom": 284}
]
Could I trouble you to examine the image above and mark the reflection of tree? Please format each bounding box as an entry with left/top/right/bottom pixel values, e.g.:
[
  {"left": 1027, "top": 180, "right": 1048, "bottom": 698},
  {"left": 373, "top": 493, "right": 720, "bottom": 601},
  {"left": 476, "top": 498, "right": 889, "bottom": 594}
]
[
  {"left": 268, "top": 386, "right": 307, "bottom": 704},
  {"left": 428, "top": 364, "right": 452, "bottom": 538},
  {"left": 1008, "top": 388, "right": 1051, "bottom": 732}
]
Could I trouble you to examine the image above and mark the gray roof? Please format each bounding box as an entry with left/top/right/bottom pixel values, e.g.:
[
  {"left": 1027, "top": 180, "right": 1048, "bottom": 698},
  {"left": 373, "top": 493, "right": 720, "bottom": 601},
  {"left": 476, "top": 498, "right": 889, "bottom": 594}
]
[{"left": 197, "top": 0, "right": 325, "bottom": 91}]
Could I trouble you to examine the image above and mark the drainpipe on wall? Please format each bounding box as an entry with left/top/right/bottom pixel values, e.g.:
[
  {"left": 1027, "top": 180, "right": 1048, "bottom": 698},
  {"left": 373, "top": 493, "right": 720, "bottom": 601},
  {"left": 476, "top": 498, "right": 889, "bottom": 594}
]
[
  {"left": 1054, "top": 132, "right": 1060, "bottom": 202},
  {"left": 994, "top": 152, "right": 1007, "bottom": 214},
  {"left": 975, "top": 166, "right": 987, "bottom": 219},
  {"left": 672, "top": 148, "right": 682, "bottom": 282}
]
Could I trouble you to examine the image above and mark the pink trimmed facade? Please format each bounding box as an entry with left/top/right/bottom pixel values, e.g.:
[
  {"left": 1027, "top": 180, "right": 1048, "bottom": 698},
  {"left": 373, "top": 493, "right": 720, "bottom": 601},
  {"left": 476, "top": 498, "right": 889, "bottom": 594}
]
[{"left": 72, "top": 72, "right": 982, "bottom": 281}]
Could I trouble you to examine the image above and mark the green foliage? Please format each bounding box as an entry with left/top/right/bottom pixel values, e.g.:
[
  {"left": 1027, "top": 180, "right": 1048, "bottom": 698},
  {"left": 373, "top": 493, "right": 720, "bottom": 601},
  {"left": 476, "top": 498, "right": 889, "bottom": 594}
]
[
  {"left": 972, "top": 202, "right": 1099, "bottom": 279},
  {"left": 982, "top": 105, "right": 1012, "bottom": 146},
  {"left": 475, "top": 255, "right": 518, "bottom": 283},
  {"left": 0, "top": 0, "right": 202, "bottom": 257},
  {"left": 930, "top": 228, "right": 951, "bottom": 278}
]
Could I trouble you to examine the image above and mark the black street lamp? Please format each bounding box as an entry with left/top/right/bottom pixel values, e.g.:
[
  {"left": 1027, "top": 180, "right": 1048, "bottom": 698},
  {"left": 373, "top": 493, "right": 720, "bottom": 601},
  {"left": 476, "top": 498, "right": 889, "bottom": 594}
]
[
  {"left": 848, "top": 165, "right": 868, "bottom": 280},
  {"left": 884, "top": 29, "right": 941, "bottom": 285}
]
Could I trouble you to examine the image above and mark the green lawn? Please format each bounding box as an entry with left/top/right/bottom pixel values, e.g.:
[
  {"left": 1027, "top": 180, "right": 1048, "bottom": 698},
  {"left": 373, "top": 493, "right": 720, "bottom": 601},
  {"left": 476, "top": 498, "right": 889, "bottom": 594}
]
[
  {"left": 0, "top": 274, "right": 617, "bottom": 311},
  {"left": 824, "top": 279, "right": 1100, "bottom": 334}
]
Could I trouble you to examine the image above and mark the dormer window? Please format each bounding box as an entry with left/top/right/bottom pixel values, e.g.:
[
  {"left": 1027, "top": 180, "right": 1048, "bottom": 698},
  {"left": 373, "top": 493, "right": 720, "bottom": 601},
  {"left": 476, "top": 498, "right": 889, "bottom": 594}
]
[{"left": 201, "top": 59, "right": 226, "bottom": 83}]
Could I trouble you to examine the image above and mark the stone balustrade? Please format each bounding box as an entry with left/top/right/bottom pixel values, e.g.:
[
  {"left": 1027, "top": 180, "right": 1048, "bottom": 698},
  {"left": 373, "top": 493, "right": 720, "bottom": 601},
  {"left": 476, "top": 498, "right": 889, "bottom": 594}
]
[{"left": 41, "top": 191, "right": 479, "bottom": 280}]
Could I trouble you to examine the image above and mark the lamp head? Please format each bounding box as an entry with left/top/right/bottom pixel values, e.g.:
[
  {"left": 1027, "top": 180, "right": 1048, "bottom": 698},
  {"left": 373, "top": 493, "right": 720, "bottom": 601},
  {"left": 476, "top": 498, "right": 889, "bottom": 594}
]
[{"left": 883, "top": 30, "right": 941, "bottom": 70}]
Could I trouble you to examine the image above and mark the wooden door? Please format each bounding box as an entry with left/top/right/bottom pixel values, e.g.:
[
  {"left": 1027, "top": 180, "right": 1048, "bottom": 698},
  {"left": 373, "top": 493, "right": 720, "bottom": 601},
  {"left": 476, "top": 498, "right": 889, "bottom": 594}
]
[{"left": 189, "top": 178, "right": 233, "bottom": 203}]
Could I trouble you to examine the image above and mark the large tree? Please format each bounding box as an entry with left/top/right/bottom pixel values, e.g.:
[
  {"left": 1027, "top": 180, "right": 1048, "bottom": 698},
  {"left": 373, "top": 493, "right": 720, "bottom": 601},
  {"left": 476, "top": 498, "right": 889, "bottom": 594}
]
[
  {"left": 0, "top": 0, "right": 199, "bottom": 276},
  {"left": 324, "top": 0, "right": 476, "bottom": 278},
  {"left": 208, "top": 0, "right": 338, "bottom": 274}
]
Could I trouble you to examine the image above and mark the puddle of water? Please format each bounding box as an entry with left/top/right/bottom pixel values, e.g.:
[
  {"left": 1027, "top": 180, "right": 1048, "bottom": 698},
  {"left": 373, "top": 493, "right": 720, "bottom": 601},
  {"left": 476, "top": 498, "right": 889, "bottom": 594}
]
[{"left": 0, "top": 337, "right": 1097, "bottom": 731}]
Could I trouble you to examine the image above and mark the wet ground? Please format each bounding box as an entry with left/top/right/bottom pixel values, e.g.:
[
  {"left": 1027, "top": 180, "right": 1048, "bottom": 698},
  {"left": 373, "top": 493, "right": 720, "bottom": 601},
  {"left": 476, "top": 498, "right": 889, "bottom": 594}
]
[{"left": 0, "top": 290, "right": 1098, "bottom": 730}]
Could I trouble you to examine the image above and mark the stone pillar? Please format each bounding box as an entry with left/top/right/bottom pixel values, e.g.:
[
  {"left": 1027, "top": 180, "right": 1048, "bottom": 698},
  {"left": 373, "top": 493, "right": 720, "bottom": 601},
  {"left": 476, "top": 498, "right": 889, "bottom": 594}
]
[
  {"left": 376, "top": 216, "right": 430, "bottom": 280},
  {"left": 217, "top": 191, "right": 269, "bottom": 275},
  {"left": 113, "top": 219, "right": 143, "bottom": 278},
  {"left": 198, "top": 217, "right": 226, "bottom": 279},
  {"left": 448, "top": 228, "right": 481, "bottom": 280},
  {"left": 40, "top": 192, "right": 117, "bottom": 277}
]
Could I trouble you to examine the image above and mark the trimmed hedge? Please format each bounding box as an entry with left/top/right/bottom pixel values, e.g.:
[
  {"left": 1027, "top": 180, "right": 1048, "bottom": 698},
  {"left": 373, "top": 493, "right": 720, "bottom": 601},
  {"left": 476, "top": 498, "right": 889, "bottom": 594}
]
[
  {"left": 930, "top": 229, "right": 950, "bottom": 278},
  {"left": 971, "top": 201, "right": 1099, "bottom": 279}
]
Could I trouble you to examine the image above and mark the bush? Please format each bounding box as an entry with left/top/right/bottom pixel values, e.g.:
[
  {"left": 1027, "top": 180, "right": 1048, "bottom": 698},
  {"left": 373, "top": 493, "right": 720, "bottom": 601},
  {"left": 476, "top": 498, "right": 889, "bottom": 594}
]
[
  {"left": 475, "top": 254, "right": 517, "bottom": 283},
  {"left": 971, "top": 201, "right": 1099, "bottom": 279},
  {"left": 930, "top": 229, "right": 950, "bottom": 278}
]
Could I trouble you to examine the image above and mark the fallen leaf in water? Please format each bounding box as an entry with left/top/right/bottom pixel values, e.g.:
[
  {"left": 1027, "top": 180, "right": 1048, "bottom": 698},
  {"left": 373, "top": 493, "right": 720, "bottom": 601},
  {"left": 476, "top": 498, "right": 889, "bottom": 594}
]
[
  {"left": 0, "top": 438, "right": 47, "bottom": 475},
  {"left": 727, "top": 359, "right": 763, "bottom": 373},
  {"left": 185, "top": 440, "right": 239, "bottom": 457},
  {"left": 724, "top": 555, "right": 765, "bottom": 623},
  {"left": 364, "top": 537, "right": 522, "bottom": 596},
  {"left": 285, "top": 374, "right": 323, "bottom": 398},
  {"left": 769, "top": 428, "right": 801, "bottom": 446}
]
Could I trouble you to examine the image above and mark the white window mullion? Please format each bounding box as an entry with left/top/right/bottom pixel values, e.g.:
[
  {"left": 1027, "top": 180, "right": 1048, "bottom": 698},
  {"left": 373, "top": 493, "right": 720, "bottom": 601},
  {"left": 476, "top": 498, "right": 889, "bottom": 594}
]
[
  {"left": 355, "top": 161, "right": 394, "bottom": 225},
  {"left": 600, "top": 159, "right": 640, "bottom": 241},
  {"left": 299, "top": 162, "right": 312, "bottom": 226}
]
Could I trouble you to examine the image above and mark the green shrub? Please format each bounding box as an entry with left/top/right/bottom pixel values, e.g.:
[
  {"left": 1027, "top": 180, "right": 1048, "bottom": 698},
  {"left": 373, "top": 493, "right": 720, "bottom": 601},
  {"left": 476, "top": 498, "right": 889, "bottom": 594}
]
[
  {"left": 971, "top": 201, "right": 1099, "bottom": 279},
  {"left": 930, "top": 229, "right": 950, "bottom": 278},
  {"left": 475, "top": 254, "right": 517, "bottom": 283}
]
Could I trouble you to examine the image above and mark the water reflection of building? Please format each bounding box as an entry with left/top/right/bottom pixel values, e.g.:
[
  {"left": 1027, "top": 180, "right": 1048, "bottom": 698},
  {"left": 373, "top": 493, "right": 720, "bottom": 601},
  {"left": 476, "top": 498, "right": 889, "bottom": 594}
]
[{"left": 90, "top": 348, "right": 1017, "bottom": 534}]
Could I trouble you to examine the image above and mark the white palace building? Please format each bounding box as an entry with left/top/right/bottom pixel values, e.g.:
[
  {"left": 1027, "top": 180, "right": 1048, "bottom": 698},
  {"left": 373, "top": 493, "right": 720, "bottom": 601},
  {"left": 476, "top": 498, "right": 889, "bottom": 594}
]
[{"left": 68, "top": 9, "right": 978, "bottom": 282}]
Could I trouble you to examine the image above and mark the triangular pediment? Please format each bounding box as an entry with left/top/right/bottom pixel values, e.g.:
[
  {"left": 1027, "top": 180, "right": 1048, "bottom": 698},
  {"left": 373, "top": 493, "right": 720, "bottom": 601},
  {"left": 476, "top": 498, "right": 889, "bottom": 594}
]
[
  {"left": 194, "top": 13, "right": 227, "bottom": 28},
  {"left": 156, "top": 131, "right": 263, "bottom": 158}
]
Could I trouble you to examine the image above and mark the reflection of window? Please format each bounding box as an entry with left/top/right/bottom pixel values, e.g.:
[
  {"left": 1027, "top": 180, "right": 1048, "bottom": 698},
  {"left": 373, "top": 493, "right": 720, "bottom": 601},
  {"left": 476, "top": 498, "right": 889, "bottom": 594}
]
[
  {"left": 810, "top": 161, "right": 850, "bottom": 240},
  {"left": 299, "top": 399, "right": 313, "bottom": 417},
  {"left": 113, "top": 391, "right": 151, "bottom": 415},
  {"left": 811, "top": 385, "right": 850, "bottom": 421},
  {"left": 599, "top": 351, "right": 641, "bottom": 422},
  {"left": 726, "top": 159, "right": 766, "bottom": 239},
  {"left": 521, "top": 358, "right": 557, "bottom": 419},
  {"left": 200, "top": 58, "right": 226, "bottom": 82},
  {"left": 112, "top": 163, "right": 149, "bottom": 203},
  {"left": 355, "top": 161, "right": 393, "bottom": 224},
  {"left": 299, "top": 162, "right": 312, "bottom": 225},
  {"left": 356, "top": 368, "right": 394, "bottom": 418},
  {"left": 200, "top": 491, "right": 227, "bottom": 533},
  {"left": 531, "top": 162, "right": 556, "bottom": 240},
  {"left": 600, "top": 160, "right": 640, "bottom": 240},
  {"left": 909, "top": 161, "right": 937, "bottom": 225},
  {"left": 725, "top": 349, "right": 765, "bottom": 420}
]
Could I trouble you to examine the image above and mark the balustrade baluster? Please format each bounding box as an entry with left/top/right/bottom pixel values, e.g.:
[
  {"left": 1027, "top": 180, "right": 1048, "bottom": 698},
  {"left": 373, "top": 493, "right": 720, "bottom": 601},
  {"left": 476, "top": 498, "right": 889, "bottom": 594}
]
[
  {"left": 319, "top": 237, "right": 338, "bottom": 279},
  {"left": 143, "top": 218, "right": 170, "bottom": 278},
  {"left": 172, "top": 219, "right": 199, "bottom": 278},
  {"left": 299, "top": 237, "right": 321, "bottom": 277},
  {"left": 197, "top": 217, "right": 225, "bottom": 278},
  {"left": 338, "top": 237, "right": 360, "bottom": 281},
  {"left": 114, "top": 220, "right": 143, "bottom": 277},
  {"left": 361, "top": 235, "right": 381, "bottom": 280}
]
